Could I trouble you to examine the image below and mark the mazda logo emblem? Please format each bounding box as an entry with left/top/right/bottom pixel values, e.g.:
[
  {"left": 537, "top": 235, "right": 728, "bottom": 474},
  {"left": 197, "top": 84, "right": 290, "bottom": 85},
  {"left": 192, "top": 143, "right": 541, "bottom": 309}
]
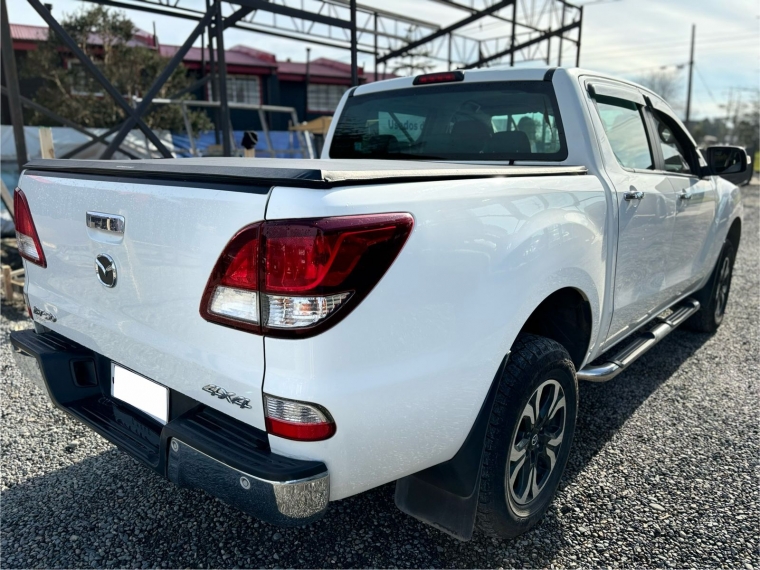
[{"left": 95, "top": 254, "right": 117, "bottom": 288}]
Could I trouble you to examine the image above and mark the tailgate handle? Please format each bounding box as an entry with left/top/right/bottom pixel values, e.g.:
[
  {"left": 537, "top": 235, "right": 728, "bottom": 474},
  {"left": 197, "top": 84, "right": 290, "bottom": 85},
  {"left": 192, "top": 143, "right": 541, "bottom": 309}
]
[{"left": 87, "top": 212, "right": 125, "bottom": 234}]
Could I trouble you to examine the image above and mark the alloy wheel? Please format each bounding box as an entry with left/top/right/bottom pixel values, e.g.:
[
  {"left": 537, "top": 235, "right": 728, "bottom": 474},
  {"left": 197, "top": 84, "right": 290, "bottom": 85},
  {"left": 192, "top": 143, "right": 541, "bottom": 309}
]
[
  {"left": 506, "top": 379, "right": 566, "bottom": 506},
  {"left": 714, "top": 256, "right": 731, "bottom": 322}
]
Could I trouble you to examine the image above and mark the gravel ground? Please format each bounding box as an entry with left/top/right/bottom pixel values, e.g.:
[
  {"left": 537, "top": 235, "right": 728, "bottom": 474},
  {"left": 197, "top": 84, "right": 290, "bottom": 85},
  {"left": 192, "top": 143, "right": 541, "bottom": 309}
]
[{"left": 2, "top": 186, "right": 758, "bottom": 569}]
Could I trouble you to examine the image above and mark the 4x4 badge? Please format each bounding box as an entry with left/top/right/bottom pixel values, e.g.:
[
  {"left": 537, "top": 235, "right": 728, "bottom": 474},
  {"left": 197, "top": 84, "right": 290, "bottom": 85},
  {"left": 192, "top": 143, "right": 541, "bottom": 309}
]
[{"left": 202, "top": 384, "right": 252, "bottom": 409}]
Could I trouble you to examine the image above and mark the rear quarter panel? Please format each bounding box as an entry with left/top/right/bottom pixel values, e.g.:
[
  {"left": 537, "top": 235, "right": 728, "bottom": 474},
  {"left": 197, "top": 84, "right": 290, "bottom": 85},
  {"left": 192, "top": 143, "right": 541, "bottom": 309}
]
[{"left": 263, "top": 174, "right": 607, "bottom": 500}]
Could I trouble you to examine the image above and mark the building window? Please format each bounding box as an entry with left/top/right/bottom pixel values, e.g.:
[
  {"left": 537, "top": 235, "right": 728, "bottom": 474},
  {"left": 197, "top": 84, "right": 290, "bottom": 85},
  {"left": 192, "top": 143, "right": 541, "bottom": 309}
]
[
  {"left": 68, "top": 61, "right": 103, "bottom": 96},
  {"left": 308, "top": 84, "right": 348, "bottom": 113},
  {"left": 225, "top": 75, "right": 261, "bottom": 106}
]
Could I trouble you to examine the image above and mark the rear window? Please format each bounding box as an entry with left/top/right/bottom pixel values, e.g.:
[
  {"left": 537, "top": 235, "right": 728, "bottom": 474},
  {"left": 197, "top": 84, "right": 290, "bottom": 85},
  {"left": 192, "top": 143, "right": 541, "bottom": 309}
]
[{"left": 329, "top": 81, "right": 567, "bottom": 162}]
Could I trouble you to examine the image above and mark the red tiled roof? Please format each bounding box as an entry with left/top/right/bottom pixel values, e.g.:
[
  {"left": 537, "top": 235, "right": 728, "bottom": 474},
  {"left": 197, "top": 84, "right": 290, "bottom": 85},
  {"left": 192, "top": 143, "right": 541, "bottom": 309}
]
[
  {"left": 11, "top": 23, "right": 380, "bottom": 82},
  {"left": 10, "top": 23, "right": 156, "bottom": 47},
  {"left": 229, "top": 44, "right": 276, "bottom": 63},
  {"left": 278, "top": 57, "right": 365, "bottom": 81},
  {"left": 159, "top": 45, "right": 277, "bottom": 68},
  {"left": 10, "top": 23, "right": 48, "bottom": 42}
]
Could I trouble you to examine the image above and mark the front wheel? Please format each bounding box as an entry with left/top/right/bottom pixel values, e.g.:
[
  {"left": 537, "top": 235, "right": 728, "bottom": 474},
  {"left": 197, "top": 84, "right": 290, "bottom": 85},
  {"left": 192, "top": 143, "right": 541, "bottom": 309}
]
[
  {"left": 686, "top": 240, "right": 736, "bottom": 334},
  {"left": 476, "top": 334, "right": 578, "bottom": 539}
]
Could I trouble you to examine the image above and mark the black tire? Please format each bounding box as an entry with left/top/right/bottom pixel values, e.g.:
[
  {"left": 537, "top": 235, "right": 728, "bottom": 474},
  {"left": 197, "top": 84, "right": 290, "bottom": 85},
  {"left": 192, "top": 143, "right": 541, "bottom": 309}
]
[
  {"left": 685, "top": 240, "right": 736, "bottom": 334},
  {"left": 476, "top": 334, "right": 578, "bottom": 539}
]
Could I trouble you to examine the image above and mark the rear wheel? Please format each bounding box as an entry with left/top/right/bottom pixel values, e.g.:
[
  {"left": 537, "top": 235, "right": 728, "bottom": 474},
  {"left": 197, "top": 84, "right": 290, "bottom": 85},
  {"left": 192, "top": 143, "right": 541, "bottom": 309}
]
[
  {"left": 476, "top": 334, "right": 578, "bottom": 539},
  {"left": 686, "top": 240, "right": 736, "bottom": 333}
]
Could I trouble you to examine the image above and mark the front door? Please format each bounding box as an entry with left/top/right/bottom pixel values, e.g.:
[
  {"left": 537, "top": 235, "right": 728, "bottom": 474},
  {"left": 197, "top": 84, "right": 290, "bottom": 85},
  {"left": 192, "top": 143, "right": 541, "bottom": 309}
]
[
  {"left": 646, "top": 106, "right": 717, "bottom": 297},
  {"left": 588, "top": 84, "right": 678, "bottom": 348}
]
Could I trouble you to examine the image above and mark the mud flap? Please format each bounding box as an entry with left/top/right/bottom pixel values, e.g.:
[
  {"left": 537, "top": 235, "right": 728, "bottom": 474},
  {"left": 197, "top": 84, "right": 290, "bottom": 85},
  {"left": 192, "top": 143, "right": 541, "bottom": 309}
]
[{"left": 394, "top": 353, "right": 509, "bottom": 541}]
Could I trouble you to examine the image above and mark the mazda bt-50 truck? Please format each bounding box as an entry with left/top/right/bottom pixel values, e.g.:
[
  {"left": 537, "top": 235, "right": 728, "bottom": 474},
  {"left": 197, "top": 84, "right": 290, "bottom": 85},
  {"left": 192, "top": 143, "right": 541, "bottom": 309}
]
[{"left": 10, "top": 67, "right": 750, "bottom": 540}]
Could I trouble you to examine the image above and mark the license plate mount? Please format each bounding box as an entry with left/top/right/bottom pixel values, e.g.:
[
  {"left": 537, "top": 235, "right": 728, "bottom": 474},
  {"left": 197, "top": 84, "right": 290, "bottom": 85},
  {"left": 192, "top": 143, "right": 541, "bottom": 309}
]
[{"left": 111, "top": 364, "right": 169, "bottom": 424}]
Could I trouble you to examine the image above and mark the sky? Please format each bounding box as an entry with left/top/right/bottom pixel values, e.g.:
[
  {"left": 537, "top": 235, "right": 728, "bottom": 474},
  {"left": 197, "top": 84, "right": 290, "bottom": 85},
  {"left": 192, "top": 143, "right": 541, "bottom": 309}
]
[{"left": 7, "top": 0, "right": 760, "bottom": 120}]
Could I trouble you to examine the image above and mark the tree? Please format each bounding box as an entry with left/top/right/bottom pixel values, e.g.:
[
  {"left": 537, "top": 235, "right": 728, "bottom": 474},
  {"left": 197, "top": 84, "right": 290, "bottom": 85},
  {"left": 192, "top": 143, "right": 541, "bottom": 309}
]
[
  {"left": 732, "top": 94, "right": 759, "bottom": 161},
  {"left": 634, "top": 68, "right": 684, "bottom": 111},
  {"left": 688, "top": 117, "right": 729, "bottom": 147},
  {"left": 21, "top": 5, "right": 211, "bottom": 132}
]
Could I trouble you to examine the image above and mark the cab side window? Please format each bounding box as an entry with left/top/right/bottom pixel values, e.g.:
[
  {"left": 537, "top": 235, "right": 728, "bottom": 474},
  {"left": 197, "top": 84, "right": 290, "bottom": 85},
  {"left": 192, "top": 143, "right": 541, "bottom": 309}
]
[
  {"left": 651, "top": 112, "right": 693, "bottom": 175},
  {"left": 594, "top": 95, "right": 654, "bottom": 170}
]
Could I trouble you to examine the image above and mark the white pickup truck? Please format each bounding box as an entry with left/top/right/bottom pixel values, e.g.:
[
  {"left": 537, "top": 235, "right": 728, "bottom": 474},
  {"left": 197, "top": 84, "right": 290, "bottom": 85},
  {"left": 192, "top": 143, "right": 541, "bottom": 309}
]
[{"left": 10, "top": 67, "right": 750, "bottom": 540}]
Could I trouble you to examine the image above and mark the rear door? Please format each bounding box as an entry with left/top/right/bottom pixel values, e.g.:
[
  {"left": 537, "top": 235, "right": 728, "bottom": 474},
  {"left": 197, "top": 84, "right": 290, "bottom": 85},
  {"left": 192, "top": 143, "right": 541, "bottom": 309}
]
[
  {"left": 19, "top": 171, "right": 269, "bottom": 429},
  {"left": 642, "top": 101, "right": 717, "bottom": 296},
  {"left": 586, "top": 81, "right": 679, "bottom": 346}
]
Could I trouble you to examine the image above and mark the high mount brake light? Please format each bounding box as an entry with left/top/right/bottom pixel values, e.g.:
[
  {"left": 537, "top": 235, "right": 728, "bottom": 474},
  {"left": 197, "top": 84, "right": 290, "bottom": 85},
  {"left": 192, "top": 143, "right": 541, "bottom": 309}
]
[
  {"left": 13, "top": 188, "right": 47, "bottom": 267},
  {"left": 200, "top": 213, "right": 414, "bottom": 338},
  {"left": 413, "top": 71, "right": 464, "bottom": 85}
]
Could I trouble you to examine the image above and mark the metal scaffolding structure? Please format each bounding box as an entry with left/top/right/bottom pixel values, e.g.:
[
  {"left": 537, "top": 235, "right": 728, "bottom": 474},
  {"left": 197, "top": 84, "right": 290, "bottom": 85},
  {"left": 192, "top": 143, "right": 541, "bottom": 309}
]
[{"left": 2, "top": 0, "right": 583, "bottom": 160}]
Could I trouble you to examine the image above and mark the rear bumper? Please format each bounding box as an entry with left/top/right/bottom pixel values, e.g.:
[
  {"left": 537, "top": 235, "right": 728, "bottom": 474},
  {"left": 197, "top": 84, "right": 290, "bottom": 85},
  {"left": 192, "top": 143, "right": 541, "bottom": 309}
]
[{"left": 10, "top": 329, "right": 329, "bottom": 526}]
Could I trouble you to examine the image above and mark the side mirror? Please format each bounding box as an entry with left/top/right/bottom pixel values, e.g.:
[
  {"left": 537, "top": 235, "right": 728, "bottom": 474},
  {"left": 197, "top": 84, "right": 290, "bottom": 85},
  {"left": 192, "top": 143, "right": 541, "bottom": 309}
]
[{"left": 705, "top": 145, "right": 753, "bottom": 186}]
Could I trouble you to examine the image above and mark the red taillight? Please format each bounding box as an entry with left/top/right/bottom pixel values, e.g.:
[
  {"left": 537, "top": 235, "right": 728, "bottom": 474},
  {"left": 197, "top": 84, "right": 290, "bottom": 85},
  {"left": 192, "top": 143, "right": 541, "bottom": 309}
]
[
  {"left": 200, "top": 223, "right": 261, "bottom": 333},
  {"left": 262, "top": 216, "right": 406, "bottom": 293},
  {"left": 264, "top": 394, "right": 336, "bottom": 441},
  {"left": 13, "top": 188, "right": 46, "bottom": 267},
  {"left": 413, "top": 71, "right": 464, "bottom": 85},
  {"left": 200, "top": 213, "right": 414, "bottom": 338}
]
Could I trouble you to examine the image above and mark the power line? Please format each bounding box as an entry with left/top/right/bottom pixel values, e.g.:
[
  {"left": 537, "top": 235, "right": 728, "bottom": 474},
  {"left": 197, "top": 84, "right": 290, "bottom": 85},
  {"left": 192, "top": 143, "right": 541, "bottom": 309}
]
[{"left": 694, "top": 64, "right": 718, "bottom": 105}]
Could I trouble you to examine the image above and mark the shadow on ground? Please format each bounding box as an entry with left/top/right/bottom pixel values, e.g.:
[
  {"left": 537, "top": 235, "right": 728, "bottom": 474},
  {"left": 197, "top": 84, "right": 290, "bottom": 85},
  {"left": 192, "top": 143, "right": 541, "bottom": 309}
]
[{"left": 0, "top": 323, "right": 709, "bottom": 569}]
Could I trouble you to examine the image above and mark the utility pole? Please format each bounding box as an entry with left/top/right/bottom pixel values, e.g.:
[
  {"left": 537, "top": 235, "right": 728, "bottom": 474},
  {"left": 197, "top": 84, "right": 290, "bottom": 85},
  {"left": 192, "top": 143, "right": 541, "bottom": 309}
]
[{"left": 685, "top": 24, "right": 695, "bottom": 128}]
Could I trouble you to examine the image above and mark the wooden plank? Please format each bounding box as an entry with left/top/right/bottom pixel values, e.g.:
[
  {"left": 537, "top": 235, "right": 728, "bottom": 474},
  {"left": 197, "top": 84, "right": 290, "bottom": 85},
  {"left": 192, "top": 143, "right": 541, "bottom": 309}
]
[
  {"left": 39, "top": 127, "right": 56, "bottom": 159},
  {"left": 0, "top": 179, "right": 13, "bottom": 217},
  {"left": 2, "top": 265, "right": 13, "bottom": 300}
]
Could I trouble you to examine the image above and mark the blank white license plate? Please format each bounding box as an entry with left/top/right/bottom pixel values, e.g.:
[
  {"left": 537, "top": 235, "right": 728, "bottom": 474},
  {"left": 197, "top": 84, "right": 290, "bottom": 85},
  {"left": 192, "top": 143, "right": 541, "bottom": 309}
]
[{"left": 111, "top": 364, "right": 169, "bottom": 424}]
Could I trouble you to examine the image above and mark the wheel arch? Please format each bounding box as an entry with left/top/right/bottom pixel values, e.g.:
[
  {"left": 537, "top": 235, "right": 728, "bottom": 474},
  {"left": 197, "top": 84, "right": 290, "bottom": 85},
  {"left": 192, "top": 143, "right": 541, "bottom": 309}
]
[
  {"left": 727, "top": 216, "right": 741, "bottom": 250},
  {"left": 518, "top": 286, "right": 594, "bottom": 371}
]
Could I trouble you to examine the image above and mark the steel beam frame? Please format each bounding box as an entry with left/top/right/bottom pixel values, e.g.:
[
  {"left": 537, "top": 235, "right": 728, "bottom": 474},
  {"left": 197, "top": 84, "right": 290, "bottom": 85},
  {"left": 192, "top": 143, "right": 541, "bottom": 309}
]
[
  {"left": 12, "top": 0, "right": 582, "bottom": 160},
  {"left": 376, "top": 0, "right": 513, "bottom": 65},
  {"left": 462, "top": 19, "right": 581, "bottom": 69},
  {"left": 0, "top": 87, "right": 140, "bottom": 159},
  {"left": 74, "top": 0, "right": 581, "bottom": 71},
  {"left": 100, "top": 7, "right": 216, "bottom": 158},
  {"left": 26, "top": 0, "right": 174, "bottom": 157}
]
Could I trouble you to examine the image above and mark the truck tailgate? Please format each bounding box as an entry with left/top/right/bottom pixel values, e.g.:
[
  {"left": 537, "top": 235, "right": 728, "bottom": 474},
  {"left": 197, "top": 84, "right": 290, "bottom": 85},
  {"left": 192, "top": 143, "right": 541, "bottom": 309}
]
[{"left": 19, "top": 172, "right": 269, "bottom": 429}]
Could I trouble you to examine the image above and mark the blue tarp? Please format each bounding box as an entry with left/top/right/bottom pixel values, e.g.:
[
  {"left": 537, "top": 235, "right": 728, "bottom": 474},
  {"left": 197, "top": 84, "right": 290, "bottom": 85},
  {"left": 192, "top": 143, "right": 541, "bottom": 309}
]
[
  {"left": 171, "top": 130, "right": 306, "bottom": 159},
  {"left": 0, "top": 129, "right": 307, "bottom": 214}
]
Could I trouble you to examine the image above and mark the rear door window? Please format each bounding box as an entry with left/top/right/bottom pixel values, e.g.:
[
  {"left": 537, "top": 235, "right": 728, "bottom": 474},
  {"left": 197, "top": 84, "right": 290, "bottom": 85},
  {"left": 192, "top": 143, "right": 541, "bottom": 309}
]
[{"left": 594, "top": 95, "right": 654, "bottom": 170}]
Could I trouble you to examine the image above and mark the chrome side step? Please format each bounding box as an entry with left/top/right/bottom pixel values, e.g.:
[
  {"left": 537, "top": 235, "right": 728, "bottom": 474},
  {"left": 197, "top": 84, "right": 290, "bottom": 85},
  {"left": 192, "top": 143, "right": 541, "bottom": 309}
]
[{"left": 578, "top": 298, "right": 700, "bottom": 382}]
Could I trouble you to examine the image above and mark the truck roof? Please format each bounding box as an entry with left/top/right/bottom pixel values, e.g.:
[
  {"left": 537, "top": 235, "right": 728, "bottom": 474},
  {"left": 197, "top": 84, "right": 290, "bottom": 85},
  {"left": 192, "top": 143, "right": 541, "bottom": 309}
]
[{"left": 354, "top": 66, "right": 660, "bottom": 103}]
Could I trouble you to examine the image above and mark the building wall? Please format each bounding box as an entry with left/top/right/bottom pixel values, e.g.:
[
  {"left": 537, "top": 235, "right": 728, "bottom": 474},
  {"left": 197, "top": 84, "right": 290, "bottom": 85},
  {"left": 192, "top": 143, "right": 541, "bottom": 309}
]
[{"left": 3, "top": 40, "right": 357, "bottom": 136}]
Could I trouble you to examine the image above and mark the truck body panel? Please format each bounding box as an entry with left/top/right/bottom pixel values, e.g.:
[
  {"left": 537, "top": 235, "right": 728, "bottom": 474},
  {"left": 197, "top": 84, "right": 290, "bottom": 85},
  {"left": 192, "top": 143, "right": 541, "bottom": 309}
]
[
  {"left": 263, "top": 174, "right": 606, "bottom": 499},
  {"left": 20, "top": 172, "right": 270, "bottom": 428}
]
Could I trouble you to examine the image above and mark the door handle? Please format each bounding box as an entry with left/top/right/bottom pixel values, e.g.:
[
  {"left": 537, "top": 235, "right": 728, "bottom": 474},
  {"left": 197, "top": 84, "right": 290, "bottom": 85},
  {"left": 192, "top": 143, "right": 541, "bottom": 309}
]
[
  {"left": 679, "top": 190, "right": 692, "bottom": 200},
  {"left": 624, "top": 190, "right": 645, "bottom": 201}
]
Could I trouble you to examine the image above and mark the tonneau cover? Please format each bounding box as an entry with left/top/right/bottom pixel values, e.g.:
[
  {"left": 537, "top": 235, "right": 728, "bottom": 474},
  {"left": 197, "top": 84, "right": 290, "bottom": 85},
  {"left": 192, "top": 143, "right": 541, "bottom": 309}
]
[{"left": 24, "top": 157, "right": 586, "bottom": 189}]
